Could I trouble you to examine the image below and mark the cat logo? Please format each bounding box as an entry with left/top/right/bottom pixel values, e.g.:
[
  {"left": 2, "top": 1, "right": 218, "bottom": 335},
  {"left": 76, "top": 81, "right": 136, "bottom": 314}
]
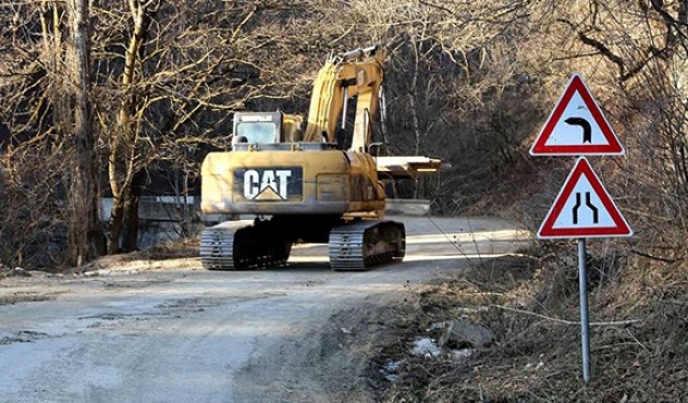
[{"left": 238, "top": 168, "right": 302, "bottom": 201}]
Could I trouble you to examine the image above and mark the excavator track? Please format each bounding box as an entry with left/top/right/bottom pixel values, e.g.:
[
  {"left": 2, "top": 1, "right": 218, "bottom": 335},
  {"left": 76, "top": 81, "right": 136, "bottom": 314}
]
[
  {"left": 328, "top": 220, "right": 405, "bottom": 271},
  {"left": 200, "top": 220, "right": 292, "bottom": 270}
]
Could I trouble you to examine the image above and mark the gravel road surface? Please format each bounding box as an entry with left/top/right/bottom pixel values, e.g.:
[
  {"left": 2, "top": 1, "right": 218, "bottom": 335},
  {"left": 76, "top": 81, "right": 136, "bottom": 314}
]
[{"left": 0, "top": 216, "right": 530, "bottom": 403}]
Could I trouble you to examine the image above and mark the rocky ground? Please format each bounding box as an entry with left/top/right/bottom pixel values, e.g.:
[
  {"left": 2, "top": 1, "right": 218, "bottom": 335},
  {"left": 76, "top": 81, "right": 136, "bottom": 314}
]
[{"left": 370, "top": 243, "right": 688, "bottom": 403}]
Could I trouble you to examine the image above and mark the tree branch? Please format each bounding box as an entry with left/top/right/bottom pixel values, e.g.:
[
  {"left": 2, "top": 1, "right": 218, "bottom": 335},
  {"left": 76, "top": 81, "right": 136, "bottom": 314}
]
[
  {"left": 557, "top": 18, "right": 625, "bottom": 78},
  {"left": 491, "top": 304, "right": 641, "bottom": 327}
]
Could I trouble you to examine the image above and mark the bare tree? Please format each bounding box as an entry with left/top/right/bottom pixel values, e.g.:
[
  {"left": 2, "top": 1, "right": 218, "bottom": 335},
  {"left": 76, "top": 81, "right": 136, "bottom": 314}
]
[
  {"left": 538, "top": 0, "right": 688, "bottom": 256},
  {"left": 67, "top": 0, "right": 102, "bottom": 264},
  {"left": 105, "top": 0, "right": 161, "bottom": 254},
  {"left": 11, "top": 0, "right": 685, "bottom": 269},
  {"left": 96, "top": 0, "right": 320, "bottom": 253},
  {"left": 0, "top": 0, "right": 103, "bottom": 267}
]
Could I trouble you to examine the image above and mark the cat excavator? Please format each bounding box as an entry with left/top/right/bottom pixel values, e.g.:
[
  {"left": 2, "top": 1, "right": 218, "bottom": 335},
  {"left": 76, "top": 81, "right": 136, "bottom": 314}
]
[{"left": 199, "top": 45, "right": 441, "bottom": 270}]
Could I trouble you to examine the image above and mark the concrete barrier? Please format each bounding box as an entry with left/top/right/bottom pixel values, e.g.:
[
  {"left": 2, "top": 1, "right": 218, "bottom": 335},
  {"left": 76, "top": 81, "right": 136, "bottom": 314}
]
[
  {"left": 101, "top": 196, "right": 202, "bottom": 249},
  {"left": 101, "top": 196, "right": 200, "bottom": 222},
  {"left": 385, "top": 199, "right": 431, "bottom": 216}
]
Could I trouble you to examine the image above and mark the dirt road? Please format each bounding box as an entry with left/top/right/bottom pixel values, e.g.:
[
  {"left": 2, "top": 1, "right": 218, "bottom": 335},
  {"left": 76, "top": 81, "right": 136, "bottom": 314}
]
[{"left": 0, "top": 216, "right": 529, "bottom": 403}]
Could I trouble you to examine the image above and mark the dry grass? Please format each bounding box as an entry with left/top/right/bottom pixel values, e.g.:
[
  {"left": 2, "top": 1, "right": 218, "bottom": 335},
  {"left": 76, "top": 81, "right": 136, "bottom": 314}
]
[
  {"left": 374, "top": 244, "right": 688, "bottom": 402},
  {"left": 135, "top": 237, "right": 200, "bottom": 260}
]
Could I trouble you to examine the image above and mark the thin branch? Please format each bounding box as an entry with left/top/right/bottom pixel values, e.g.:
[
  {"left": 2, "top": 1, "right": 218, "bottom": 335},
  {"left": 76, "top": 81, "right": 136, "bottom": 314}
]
[
  {"left": 630, "top": 248, "right": 681, "bottom": 263},
  {"left": 491, "top": 304, "right": 641, "bottom": 327},
  {"left": 557, "top": 18, "right": 625, "bottom": 76}
]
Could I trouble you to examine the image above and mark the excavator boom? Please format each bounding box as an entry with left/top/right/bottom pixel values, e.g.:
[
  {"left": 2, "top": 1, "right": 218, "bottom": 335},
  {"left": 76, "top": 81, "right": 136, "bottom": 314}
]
[{"left": 303, "top": 45, "right": 384, "bottom": 152}]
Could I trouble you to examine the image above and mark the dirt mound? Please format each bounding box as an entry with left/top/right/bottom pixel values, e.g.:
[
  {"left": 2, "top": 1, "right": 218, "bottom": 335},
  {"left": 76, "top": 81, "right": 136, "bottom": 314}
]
[
  {"left": 66, "top": 237, "right": 201, "bottom": 275},
  {"left": 371, "top": 247, "right": 688, "bottom": 402}
]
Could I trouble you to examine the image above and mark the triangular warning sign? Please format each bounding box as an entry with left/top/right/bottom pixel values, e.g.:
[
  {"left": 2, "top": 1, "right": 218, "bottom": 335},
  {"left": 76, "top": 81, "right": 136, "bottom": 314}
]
[
  {"left": 538, "top": 158, "right": 632, "bottom": 239},
  {"left": 530, "top": 74, "right": 624, "bottom": 156}
]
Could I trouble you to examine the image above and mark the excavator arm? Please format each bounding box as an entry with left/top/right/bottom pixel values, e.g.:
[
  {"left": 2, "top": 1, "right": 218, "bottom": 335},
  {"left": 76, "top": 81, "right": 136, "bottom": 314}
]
[
  {"left": 302, "top": 45, "right": 447, "bottom": 178},
  {"left": 303, "top": 45, "right": 384, "bottom": 152}
]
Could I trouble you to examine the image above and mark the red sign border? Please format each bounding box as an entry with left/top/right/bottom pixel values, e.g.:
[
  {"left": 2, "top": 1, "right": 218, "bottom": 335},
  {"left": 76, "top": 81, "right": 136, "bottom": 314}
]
[
  {"left": 538, "top": 158, "right": 633, "bottom": 239},
  {"left": 530, "top": 74, "right": 624, "bottom": 156}
]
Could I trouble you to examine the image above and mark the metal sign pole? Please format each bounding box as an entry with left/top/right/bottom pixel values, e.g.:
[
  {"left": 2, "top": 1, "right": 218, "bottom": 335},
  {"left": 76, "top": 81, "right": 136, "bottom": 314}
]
[{"left": 578, "top": 238, "right": 591, "bottom": 383}]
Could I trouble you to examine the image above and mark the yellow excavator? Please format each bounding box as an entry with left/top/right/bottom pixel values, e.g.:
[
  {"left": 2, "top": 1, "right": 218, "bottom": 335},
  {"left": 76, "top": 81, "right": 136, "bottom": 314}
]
[{"left": 200, "top": 45, "right": 441, "bottom": 270}]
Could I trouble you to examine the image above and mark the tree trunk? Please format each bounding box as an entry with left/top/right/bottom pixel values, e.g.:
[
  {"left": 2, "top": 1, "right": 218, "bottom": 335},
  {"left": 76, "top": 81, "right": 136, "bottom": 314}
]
[
  {"left": 107, "top": 1, "right": 155, "bottom": 253},
  {"left": 67, "top": 0, "right": 103, "bottom": 265},
  {"left": 122, "top": 195, "right": 140, "bottom": 252},
  {"left": 107, "top": 200, "right": 124, "bottom": 254},
  {"left": 408, "top": 35, "right": 425, "bottom": 199},
  {"left": 121, "top": 171, "right": 145, "bottom": 252}
]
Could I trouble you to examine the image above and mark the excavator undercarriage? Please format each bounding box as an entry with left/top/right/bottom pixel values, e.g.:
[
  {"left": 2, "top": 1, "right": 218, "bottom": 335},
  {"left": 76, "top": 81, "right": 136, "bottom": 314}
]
[{"left": 200, "top": 216, "right": 405, "bottom": 271}]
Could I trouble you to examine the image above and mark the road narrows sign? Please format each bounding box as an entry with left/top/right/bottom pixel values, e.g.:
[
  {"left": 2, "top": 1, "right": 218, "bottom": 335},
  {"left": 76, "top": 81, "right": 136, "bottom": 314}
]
[
  {"left": 530, "top": 73, "right": 625, "bottom": 156},
  {"left": 538, "top": 157, "right": 633, "bottom": 239}
]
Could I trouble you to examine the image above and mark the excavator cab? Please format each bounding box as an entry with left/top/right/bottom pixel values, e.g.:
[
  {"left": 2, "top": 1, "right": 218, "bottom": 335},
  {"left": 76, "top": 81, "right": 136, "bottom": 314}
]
[{"left": 232, "top": 111, "right": 304, "bottom": 147}]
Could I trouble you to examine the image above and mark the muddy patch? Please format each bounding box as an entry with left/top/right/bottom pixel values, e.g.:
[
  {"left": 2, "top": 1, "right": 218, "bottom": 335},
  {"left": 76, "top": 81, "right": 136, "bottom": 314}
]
[
  {"left": 0, "top": 330, "right": 51, "bottom": 345},
  {"left": 100, "top": 279, "right": 173, "bottom": 289},
  {"left": 158, "top": 297, "right": 225, "bottom": 314},
  {"left": 0, "top": 292, "right": 55, "bottom": 306}
]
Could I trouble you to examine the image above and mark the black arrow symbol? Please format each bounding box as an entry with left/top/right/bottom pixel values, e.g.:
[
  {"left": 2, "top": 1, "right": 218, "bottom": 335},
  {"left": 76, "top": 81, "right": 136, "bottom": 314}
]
[
  {"left": 572, "top": 192, "right": 599, "bottom": 224},
  {"left": 573, "top": 192, "right": 581, "bottom": 224},
  {"left": 564, "top": 117, "right": 592, "bottom": 143},
  {"left": 585, "top": 192, "right": 599, "bottom": 224}
]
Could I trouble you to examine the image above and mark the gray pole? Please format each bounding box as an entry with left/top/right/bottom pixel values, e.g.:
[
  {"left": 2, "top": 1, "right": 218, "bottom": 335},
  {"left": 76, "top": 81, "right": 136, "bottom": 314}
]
[{"left": 578, "top": 238, "right": 591, "bottom": 382}]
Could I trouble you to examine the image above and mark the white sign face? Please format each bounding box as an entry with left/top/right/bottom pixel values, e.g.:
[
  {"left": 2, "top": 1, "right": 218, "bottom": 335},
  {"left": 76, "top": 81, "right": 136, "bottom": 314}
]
[
  {"left": 538, "top": 158, "right": 632, "bottom": 239},
  {"left": 543, "top": 91, "right": 612, "bottom": 147},
  {"left": 530, "top": 74, "right": 624, "bottom": 156},
  {"left": 549, "top": 173, "right": 616, "bottom": 229}
]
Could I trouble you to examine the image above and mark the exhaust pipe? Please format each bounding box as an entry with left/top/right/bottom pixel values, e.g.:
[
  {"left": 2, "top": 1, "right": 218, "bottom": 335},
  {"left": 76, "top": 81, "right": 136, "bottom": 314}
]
[{"left": 341, "top": 45, "right": 379, "bottom": 61}]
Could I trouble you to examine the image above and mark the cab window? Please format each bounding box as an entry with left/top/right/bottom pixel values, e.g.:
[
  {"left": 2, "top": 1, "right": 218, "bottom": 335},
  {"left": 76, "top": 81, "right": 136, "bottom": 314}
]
[{"left": 235, "top": 122, "right": 278, "bottom": 143}]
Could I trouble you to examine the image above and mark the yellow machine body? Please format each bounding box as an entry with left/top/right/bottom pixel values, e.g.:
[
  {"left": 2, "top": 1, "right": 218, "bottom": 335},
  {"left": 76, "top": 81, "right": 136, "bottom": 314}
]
[
  {"left": 201, "top": 46, "right": 389, "bottom": 220},
  {"left": 201, "top": 147, "right": 385, "bottom": 217},
  {"left": 199, "top": 46, "right": 439, "bottom": 271}
]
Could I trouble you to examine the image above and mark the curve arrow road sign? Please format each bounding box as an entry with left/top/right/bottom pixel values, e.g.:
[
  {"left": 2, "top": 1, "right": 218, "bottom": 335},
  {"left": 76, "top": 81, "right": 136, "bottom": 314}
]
[{"left": 530, "top": 74, "right": 625, "bottom": 156}]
